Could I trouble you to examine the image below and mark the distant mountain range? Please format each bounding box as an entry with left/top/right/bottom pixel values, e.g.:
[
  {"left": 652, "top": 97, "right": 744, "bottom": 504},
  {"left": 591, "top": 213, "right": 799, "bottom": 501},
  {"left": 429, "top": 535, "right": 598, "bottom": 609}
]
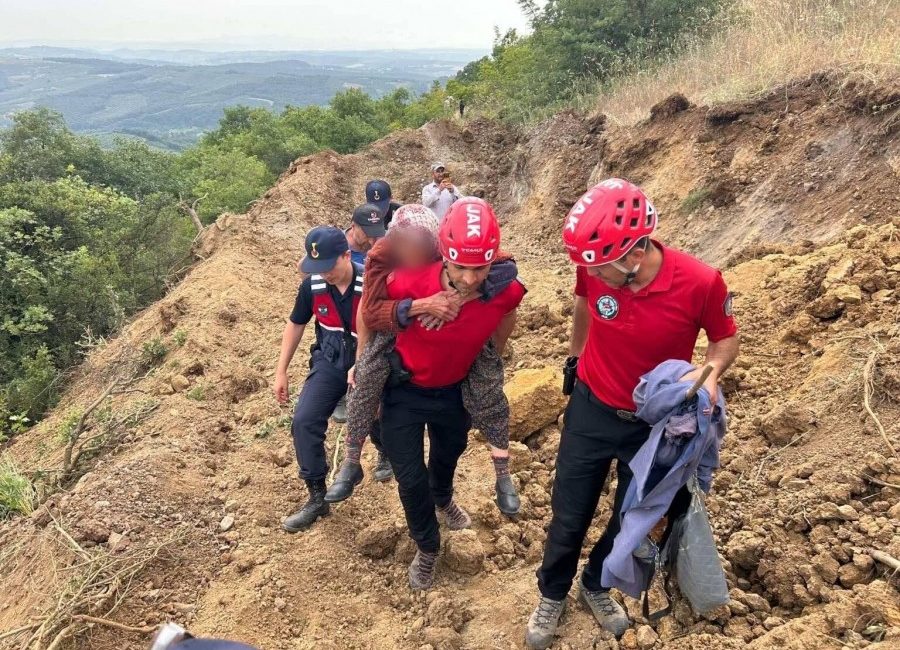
[{"left": 0, "top": 46, "right": 483, "bottom": 150}]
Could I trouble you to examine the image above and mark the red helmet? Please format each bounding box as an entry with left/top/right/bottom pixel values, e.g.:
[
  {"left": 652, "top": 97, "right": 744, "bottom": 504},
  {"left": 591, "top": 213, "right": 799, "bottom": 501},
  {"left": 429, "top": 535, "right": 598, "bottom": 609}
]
[
  {"left": 562, "top": 178, "right": 657, "bottom": 266},
  {"left": 439, "top": 197, "right": 501, "bottom": 266}
]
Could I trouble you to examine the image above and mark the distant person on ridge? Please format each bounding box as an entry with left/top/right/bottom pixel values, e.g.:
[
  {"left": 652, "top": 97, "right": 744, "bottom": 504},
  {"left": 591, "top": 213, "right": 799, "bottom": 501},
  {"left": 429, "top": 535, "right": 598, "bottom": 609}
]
[
  {"left": 421, "top": 162, "right": 461, "bottom": 219},
  {"left": 524, "top": 179, "right": 739, "bottom": 649},
  {"left": 366, "top": 179, "right": 401, "bottom": 228},
  {"left": 325, "top": 203, "right": 522, "bottom": 516},
  {"left": 273, "top": 226, "right": 385, "bottom": 532}
]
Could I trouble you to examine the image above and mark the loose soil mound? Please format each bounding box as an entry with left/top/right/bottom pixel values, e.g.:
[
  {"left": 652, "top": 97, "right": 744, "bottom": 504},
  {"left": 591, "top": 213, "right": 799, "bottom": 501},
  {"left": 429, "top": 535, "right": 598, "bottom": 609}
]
[{"left": 2, "top": 72, "right": 898, "bottom": 650}]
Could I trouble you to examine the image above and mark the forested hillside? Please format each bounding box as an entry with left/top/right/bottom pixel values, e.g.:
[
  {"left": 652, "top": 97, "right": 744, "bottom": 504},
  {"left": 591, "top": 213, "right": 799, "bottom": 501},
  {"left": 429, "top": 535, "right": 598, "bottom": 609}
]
[{"left": 0, "top": 48, "right": 477, "bottom": 149}]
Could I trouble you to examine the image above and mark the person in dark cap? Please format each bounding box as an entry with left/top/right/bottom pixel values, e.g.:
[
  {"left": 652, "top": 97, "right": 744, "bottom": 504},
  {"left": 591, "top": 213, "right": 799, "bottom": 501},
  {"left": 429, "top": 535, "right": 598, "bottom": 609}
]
[
  {"left": 366, "top": 180, "right": 401, "bottom": 228},
  {"left": 346, "top": 203, "right": 386, "bottom": 266},
  {"left": 273, "top": 226, "right": 384, "bottom": 532}
]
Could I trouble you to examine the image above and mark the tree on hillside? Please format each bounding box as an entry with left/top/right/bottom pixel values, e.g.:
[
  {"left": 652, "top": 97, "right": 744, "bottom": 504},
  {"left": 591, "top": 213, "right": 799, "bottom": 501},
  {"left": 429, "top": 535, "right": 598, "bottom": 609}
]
[
  {"left": 177, "top": 147, "right": 273, "bottom": 221},
  {"left": 0, "top": 108, "right": 81, "bottom": 182}
]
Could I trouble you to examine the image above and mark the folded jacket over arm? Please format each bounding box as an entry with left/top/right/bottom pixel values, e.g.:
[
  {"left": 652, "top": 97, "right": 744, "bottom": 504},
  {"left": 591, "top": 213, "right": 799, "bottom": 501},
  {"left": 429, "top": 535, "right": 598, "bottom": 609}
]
[{"left": 600, "top": 359, "right": 727, "bottom": 597}]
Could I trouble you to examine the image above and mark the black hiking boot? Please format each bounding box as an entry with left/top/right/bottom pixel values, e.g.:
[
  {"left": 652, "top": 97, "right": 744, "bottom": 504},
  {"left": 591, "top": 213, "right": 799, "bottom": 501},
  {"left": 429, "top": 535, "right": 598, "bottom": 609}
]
[
  {"left": 408, "top": 549, "right": 439, "bottom": 590},
  {"left": 283, "top": 479, "right": 330, "bottom": 533},
  {"left": 324, "top": 460, "right": 363, "bottom": 503},
  {"left": 373, "top": 451, "right": 394, "bottom": 482},
  {"left": 495, "top": 474, "right": 521, "bottom": 516}
]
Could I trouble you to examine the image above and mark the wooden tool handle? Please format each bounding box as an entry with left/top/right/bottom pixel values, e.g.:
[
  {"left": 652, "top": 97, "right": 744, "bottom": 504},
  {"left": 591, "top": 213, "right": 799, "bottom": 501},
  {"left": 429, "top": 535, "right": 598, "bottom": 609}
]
[{"left": 686, "top": 364, "right": 715, "bottom": 399}]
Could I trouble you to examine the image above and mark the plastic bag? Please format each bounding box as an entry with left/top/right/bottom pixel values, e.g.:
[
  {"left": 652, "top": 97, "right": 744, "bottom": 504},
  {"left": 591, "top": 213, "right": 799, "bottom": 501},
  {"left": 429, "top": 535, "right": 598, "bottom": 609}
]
[{"left": 666, "top": 475, "right": 729, "bottom": 615}]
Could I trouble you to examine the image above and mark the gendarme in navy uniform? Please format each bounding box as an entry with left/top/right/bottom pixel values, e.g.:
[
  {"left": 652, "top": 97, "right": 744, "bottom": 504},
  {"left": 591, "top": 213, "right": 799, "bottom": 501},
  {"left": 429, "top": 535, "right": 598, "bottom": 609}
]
[{"left": 273, "top": 226, "right": 383, "bottom": 532}]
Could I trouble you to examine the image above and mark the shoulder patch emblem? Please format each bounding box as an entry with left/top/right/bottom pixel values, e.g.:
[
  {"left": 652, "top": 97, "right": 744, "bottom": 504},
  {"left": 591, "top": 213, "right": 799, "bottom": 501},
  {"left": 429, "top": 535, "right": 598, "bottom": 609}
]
[
  {"left": 596, "top": 295, "right": 619, "bottom": 320},
  {"left": 723, "top": 292, "right": 734, "bottom": 317},
  {"left": 317, "top": 305, "right": 329, "bottom": 316}
]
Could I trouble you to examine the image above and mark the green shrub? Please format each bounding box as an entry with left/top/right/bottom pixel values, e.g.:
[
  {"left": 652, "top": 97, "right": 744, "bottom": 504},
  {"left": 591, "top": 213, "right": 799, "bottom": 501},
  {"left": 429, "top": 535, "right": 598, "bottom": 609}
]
[
  {"left": 186, "top": 385, "right": 207, "bottom": 401},
  {"left": 680, "top": 187, "right": 713, "bottom": 214},
  {"left": 172, "top": 329, "right": 187, "bottom": 347},
  {"left": 0, "top": 454, "right": 35, "bottom": 518},
  {"left": 56, "top": 408, "right": 83, "bottom": 444},
  {"left": 4, "top": 346, "right": 58, "bottom": 424},
  {"left": 141, "top": 336, "right": 168, "bottom": 367}
]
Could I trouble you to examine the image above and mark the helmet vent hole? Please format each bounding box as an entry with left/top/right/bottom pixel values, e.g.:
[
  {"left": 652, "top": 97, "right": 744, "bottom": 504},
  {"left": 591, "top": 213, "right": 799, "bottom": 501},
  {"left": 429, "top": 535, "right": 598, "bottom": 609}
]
[
  {"left": 633, "top": 198, "right": 641, "bottom": 210},
  {"left": 617, "top": 200, "right": 625, "bottom": 210},
  {"left": 588, "top": 230, "right": 600, "bottom": 242},
  {"left": 621, "top": 237, "right": 631, "bottom": 250},
  {"left": 602, "top": 244, "right": 614, "bottom": 258},
  {"left": 615, "top": 215, "right": 623, "bottom": 226},
  {"left": 630, "top": 217, "right": 639, "bottom": 228}
]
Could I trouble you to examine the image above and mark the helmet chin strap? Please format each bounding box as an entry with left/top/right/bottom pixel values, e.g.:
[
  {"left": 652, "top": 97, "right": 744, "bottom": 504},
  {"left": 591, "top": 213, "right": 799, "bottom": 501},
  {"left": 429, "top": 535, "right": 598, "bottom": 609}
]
[
  {"left": 610, "top": 239, "right": 651, "bottom": 286},
  {"left": 610, "top": 260, "right": 640, "bottom": 286}
]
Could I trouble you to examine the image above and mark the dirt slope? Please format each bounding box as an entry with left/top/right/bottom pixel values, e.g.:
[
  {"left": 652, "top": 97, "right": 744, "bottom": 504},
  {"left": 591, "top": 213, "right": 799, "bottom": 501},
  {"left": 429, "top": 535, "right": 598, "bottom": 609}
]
[{"left": 2, "top": 72, "right": 899, "bottom": 650}]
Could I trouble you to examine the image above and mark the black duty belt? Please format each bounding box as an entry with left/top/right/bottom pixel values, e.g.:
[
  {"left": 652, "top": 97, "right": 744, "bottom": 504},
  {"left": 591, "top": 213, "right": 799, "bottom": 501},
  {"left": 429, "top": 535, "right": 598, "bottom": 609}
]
[{"left": 575, "top": 380, "right": 639, "bottom": 422}]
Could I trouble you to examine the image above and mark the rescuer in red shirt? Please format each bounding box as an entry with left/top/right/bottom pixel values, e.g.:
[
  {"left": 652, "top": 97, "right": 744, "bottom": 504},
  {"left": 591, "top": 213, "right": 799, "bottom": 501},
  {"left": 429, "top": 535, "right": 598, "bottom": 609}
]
[
  {"left": 380, "top": 198, "right": 525, "bottom": 590},
  {"left": 526, "top": 179, "right": 739, "bottom": 649}
]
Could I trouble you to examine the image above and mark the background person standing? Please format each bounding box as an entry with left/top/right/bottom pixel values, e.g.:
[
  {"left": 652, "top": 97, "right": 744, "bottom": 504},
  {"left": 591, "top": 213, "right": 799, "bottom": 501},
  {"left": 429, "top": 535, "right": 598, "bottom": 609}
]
[{"left": 421, "top": 162, "right": 461, "bottom": 218}]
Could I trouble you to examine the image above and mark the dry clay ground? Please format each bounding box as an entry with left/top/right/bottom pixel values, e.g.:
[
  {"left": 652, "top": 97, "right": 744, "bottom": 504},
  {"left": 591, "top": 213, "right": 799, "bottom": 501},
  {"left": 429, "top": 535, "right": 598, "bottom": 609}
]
[{"left": 2, "top": 72, "right": 900, "bottom": 650}]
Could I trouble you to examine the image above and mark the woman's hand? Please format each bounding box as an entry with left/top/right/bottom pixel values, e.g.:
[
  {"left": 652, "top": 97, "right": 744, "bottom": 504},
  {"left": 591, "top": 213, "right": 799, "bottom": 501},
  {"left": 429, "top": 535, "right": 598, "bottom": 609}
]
[
  {"left": 347, "top": 365, "right": 356, "bottom": 389},
  {"left": 420, "top": 291, "right": 462, "bottom": 321}
]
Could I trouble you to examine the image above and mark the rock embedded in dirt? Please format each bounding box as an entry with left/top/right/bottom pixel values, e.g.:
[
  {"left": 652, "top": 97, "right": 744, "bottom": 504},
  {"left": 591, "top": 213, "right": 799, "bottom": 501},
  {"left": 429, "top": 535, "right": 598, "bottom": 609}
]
[
  {"left": 504, "top": 368, "right": 567, "bottom": 441},
  {"left": 838, "top": 554, "right": 874, "bottom": 587},
  {"left": 356, "top": 522, "right": 400, "bottom": 559},
  {"left": 756, "top": 402, "right": 814, "bottom": 446},
  {"left": 171, "top": 375, "right": 191, "bottom": 392},
  {"left": 650, "top": 93, "right": 692, "bottom": 121},
  {"left": 269, "top": 446, "right": 294, "bottom": 468},
  {"left": 443, "top": 530, "right": 485, "bottom": 575},
  {"left": 422, "top": 626, "right": 462, "bottom": 650},
  {"left": 507, "top": 441, "right": 532, "bottom": 472},
  {"left": 811, "top": 552, "right": 840, "bottom": 584},
  {"left": 634, "top": 624, "right": 658, "bottom": 649},
  {"left": 762, "top": 616, "right": 785, "bottom": 630},
  {"left": 831, "top": 284, "right": 862, "bottom": 304},
  {"left": 806, "top": 293, "right": 845, "bottom": 320},
  {"left": 811, "top": 501, "right": 857, "bottom": 522},
  {"left": 219, "top": 515, "right": 235, "bottom": 532},
  {"left": 75, "top": 519, "right": 111, "bottom": 544},
  {"left": 425, "top": 595, "right": 472, "bottom": 632},
  {"left": 725, "top": 531, "right": 766, "bottom": 570}
]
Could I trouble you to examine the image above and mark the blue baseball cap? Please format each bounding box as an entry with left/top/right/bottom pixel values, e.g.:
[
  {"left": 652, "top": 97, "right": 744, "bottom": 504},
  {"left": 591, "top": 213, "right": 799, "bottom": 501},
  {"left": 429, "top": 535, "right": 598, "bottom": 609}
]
[
  {"left": 365, "top": 179, "right": 392, "bottom": 215},
  {"left": 300, "top": 226, "right": 349, "bottom": 273}
]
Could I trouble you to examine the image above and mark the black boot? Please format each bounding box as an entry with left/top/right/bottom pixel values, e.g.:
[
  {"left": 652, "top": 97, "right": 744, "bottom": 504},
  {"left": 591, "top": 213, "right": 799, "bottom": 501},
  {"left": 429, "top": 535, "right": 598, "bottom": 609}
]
[
  {"left": 324, "top": 460, "right": 363, "bottom": 503},
  {"left": 373, "top": 451, "right": 394, "bottom": 482},
  {"left": 495, "top": 474, "right": 521, "bottom": 516},
  {"left": 283, "top": 479, "right": 329, "bottom": 533}
]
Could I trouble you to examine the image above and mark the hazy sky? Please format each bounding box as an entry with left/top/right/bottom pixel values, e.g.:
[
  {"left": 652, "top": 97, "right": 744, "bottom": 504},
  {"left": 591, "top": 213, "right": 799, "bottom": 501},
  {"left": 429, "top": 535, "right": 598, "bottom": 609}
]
[{"left": 1, "top": 0, "right": 533, "bottom": 50}]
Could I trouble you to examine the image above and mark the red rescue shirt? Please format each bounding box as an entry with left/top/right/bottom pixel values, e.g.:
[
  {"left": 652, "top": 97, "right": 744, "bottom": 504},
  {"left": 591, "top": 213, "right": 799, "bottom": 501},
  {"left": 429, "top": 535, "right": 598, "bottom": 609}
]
[
  {"left": 387, "top": 261, "right": 525, "bottom": 387},
  {"left": 575, "top": 242, "right": 737, "bottom": 410}
]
